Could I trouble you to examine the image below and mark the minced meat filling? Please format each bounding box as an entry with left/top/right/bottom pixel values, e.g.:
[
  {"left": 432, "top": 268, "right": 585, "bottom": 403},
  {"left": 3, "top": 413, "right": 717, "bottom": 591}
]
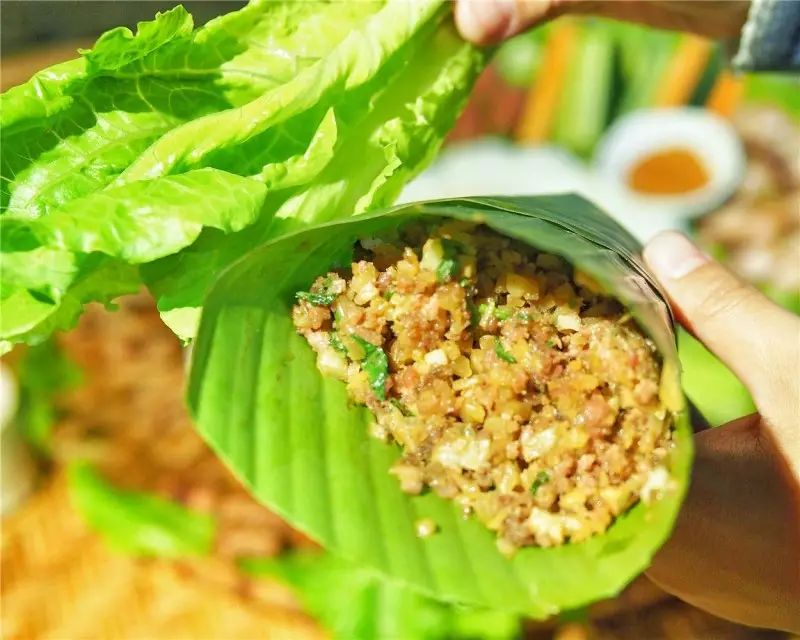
[{"left": 292, "top": 222, "right": 673, "bottom": 553}]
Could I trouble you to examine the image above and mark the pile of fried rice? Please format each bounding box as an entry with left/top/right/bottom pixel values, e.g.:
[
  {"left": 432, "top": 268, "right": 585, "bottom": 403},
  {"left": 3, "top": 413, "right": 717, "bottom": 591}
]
[{"left": 292, "top": 222, "right": 673, "bottom": 553}]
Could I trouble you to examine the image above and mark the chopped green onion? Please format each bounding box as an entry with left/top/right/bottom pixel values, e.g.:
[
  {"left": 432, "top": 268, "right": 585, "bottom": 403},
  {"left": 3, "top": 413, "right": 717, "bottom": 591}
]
[
  {"left": 296, "top": 276, "right": 337, "bottom": 306},
  {"left": 436, "top": 258, "right": 458, "bottom": 283},
  {"left": 329, "top": 333, "right": 348, "bottom": 356},
  {"left": 494, "top": 307, "right": 512, "bottom": 321},
  {"left": 530, "top": 471, "right": 550, "bottom": 496},
  {"left": 468, "top": 302, "right": 480, "bottom": 328},
  {"left": 296, "top": 291, "right": 337, "bottom": 306},
  {"left": 494, "top": 338, "right": 516, "bottom": 363},
  {"left": 389, "top": 398, "right": 414, "bottom": 417},
  {"left": 477, "top": 302, "right": 491, "bottom": 320},
  {"left": 435, "top": 239, "right": 460, "bottom": 283},
  {"left": 352, "top": 335, "right": 389, "bottom": 400}
]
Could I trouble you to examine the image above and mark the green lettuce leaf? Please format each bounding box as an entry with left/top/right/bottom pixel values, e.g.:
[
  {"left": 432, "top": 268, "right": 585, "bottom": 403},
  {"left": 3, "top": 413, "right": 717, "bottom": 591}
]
[
  {"left": 16, "top": 337, "right": 82, "bottom": 451},
  {"left": 0, "top": 257, "right": 139, "bottom": 354},
  {"left": 1, "top": 0, "right": 484, "bottom": 347},
  {"left": 138, "top": 4, "right": 485, "bottom": 340},
  {"left": 9, "top": 169, "right": 268, "bottom": 268},
  {"left": 241, "top": 551, "right": 521, "bottom": 640},
  {"left": 188, "top": 195, "right": 692, "bottom": 617},
  {"left": 68, "top": 461, "right": 216, "bottom": 557}
]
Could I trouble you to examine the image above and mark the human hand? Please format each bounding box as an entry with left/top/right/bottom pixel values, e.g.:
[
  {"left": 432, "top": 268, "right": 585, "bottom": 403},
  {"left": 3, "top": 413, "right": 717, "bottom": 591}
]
[
  {"left": 455, "top": 0, "right": 751, "bottom": 45},
  {"left": 642, "top": 231, "right": 800, "bottom": 632}
]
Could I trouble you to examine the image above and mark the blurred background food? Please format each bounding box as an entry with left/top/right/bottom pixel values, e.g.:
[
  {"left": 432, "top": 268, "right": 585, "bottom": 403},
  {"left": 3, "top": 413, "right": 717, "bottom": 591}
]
[{"left": 1, "top": 3, "right": 799, "bottom": 639}]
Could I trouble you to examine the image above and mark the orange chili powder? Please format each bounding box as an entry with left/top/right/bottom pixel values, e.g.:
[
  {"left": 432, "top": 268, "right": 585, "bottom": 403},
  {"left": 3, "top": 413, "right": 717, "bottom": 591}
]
[{"left": 628, "top": 147, "right": 709, "bottom": 195}]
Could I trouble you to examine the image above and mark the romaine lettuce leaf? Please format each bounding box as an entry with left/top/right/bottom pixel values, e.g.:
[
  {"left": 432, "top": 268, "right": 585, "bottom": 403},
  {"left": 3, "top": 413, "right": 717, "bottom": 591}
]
[
  {"left": 16, "top": 337, "right": 82, "bottom": 451},
  {"left": 139, "top": 4, "right": 485, "bottom": 340},
  {"left": 68, "top": 461, "right": 216, "bottom": 557},
  {"left": 9, "top": 169, "right": 268, "bottom": 267},
  {"left": 0, "top": 257, "right": 140, "bottom": 354},
  {"left": 1, "top": 0, "right": 484, "bottom": 347}
]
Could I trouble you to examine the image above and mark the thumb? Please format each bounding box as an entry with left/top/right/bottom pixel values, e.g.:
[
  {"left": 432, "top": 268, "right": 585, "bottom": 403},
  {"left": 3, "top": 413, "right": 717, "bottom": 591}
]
[
  {"left": 455, "top": 0, "right": 558, "bottom": 45},
  {"left": 643, "top": 231, "right": 800, "bottom": 411}
]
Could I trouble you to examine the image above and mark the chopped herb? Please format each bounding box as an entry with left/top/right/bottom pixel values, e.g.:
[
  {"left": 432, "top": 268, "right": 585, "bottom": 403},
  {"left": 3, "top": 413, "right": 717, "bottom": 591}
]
[
  {"left": 352, "top": 335, "right": 389, "bottom": 400},
  {"left": 530, "top": 471, "right": 550, "bottom": 495},
  {"left": 296, "top": 276, "right": 338, "bottom": 306},
  {"left": 383, "top": 289, "right": 395, "bottom": 301},
  {"left": 477, "top": 302, "right": 492, "bottom": 320},
  {"left": 334, "top": 308, "right": 343, "bottom": 324},
  {"left": 390, "top": 398, "right": 414, "bottom": 417},
  {"left": 516, "top": 311, "right": 531, "bottom": 322},
  {"left": 296, "top": 291, "right": 337, "bottom": 306},
  {"left": 545, "top": 338, "right": 557, "bottom": 349},
  {"left": 436, "top": 258, "right": 458, "bottom": 283},
  {"left": 468, "top": 302, "right": 480, "bottom": 328},
  {"left": 459, "top": 277, "right": 471, "bottom": 288},
  {"left": 494, "top": 339, "right": 516, "bottom": 363},
  {"left": 329, "top": 333, "right": 348, "bottom": 356},
  {"left": 494, "top": 307, "right": 512, "bottom": 321},
  {"left": 435, "top": 239, "right": 460, "bottom": 283}
]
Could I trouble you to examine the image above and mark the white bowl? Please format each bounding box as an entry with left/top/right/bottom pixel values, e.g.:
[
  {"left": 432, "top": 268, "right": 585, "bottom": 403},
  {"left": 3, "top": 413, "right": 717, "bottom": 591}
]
[
  {"left": 594, "top": 108, "right": 746, "bottom": 220},
  {"left": 399, "top": 138, "right": 592, "bottom": 203},
  {"left": 399, "top": 138, "right": 692, "bottom": 243},
  {"left": 1, "top": 362, "right": 37, "bottom": 515}
]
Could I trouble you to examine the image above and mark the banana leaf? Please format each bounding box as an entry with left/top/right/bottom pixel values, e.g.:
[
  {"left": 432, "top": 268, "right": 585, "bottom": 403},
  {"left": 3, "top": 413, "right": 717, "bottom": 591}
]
[
  {"left": 241, "top": 551, "right": 521, "bottom": 640},
  {"left": 188, "top": 195, "right": 692, "bottom": 617}
]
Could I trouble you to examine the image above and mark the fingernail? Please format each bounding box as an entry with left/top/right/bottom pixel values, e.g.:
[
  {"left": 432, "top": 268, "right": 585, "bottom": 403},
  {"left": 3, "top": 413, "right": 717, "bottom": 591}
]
[
  {"left": 460, "top": 0, "right": 515, "bottom": 43},
  {"left": 643, "top": 231, "right": 709, "bottom": 280}
]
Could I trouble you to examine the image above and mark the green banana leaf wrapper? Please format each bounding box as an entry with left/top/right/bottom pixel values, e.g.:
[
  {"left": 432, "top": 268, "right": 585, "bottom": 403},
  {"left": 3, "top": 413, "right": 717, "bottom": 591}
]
[{"left": 188, "top": 195, "right": 693, "bottom": 618}]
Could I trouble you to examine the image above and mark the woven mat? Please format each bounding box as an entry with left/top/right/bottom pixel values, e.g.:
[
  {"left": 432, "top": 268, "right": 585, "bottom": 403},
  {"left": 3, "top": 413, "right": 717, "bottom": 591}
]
[
  {"left": 1, "top": 296, "right": 324, "bottom": 640},
  {"left": 1, "top": 471, "right": 321, "bottom": 640}
]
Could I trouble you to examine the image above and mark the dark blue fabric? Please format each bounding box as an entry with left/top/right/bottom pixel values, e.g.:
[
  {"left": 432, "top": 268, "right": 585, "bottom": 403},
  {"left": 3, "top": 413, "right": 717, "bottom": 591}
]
[{"left": 735, "top": 0, "right": 800, "bottom": 71}]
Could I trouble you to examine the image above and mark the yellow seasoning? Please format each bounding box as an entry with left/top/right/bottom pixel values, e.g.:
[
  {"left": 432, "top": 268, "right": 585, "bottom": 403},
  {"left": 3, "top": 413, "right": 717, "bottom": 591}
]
[{"left": 628, "top": 147, "right": 709, "bottom": 195}]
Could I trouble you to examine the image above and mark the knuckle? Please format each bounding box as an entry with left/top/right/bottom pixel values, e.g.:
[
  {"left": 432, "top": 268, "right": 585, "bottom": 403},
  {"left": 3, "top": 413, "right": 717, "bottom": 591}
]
[{"left": 691, "top": 276, "right": 755, "bottom": 326}]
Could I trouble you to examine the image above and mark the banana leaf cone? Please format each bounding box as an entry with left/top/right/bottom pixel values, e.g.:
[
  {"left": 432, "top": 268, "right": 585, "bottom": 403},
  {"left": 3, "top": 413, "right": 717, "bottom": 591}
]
[{"left": 188, "top": 195, "right": 692, "bottom": 618}]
